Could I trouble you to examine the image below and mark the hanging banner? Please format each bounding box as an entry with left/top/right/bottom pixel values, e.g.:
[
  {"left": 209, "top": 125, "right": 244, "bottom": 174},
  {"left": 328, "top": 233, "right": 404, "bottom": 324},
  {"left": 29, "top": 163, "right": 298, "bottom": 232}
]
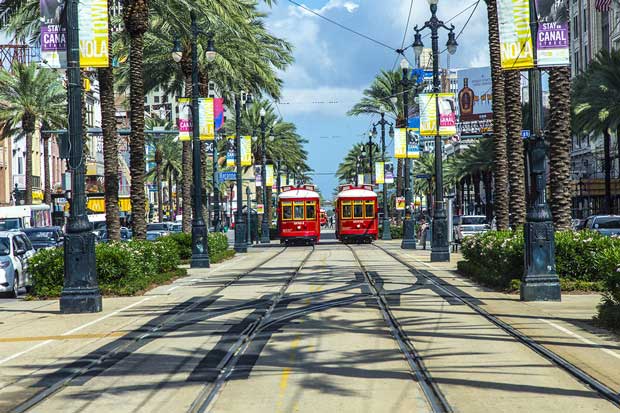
[
  {"left": 385, "top": 163, "right": 394, "bottom": 184},
  {"left": 40, "top": 0, "right": 110, "bottom": 68},
  {"left": 535, "top": 0, "right": 569, "bottom": 66},
  {"left": 40, "top": 0, "right": 67, "bottom": 68},
  {"left": 357, "top": 174, "right": 365, "bottom": 185},
  {"left": 497, "top": 0, "right": 535, "bottom": 69},
  {"left": 266, "top": 165, "right": 275, "bottom": 187},
  {"left": 199, "top": 98, "right": 215, "bottom": 141},
  {"left": 78, "top": 0, "right": 109, "bottom": 67},
  {"left": 240, "top": 136, "right": 252, "bottom": 166},
  {"left": 226, "top": 136, "right": 236, "bottom": 167},
  {"left": 178, "top": 98, "right": 192, "bottom": 141},
  {"left": 396, "top": 197, "right": 405, "bottom": 211},
  {"left": 214, "top": 98, "right": 225, "bottom": 131},
  {"left": 419, "top": 93, "right": 457, "bottom": 137},
  {"left": 375, "top": 162, "right": 385, "bottom": 184},
  {"left": 257, "top": 204, "right": 265, "bottom": 214},
  {"left": 394, "top": 128, "right": 407, "bottom": 159},
  {"left": 254, "top": 166, "right": 262, "bottom": 187}
]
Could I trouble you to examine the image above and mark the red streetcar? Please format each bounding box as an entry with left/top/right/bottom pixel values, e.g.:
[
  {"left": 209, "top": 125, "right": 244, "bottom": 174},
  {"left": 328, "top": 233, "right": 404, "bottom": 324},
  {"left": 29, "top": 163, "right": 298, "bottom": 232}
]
[
  {"left": 278, "top": 184, "right": 321, "bottom": 245},
  {"left": 335, "top": 184, "right": 378, "bottom": 243},
  {"left": 320, "top": 209, "right": 328, "bottom": 227}
]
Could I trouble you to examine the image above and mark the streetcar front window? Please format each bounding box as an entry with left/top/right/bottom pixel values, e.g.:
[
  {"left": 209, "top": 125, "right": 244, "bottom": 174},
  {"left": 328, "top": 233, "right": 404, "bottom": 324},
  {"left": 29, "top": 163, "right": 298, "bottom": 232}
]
[
  {"left": 306, "top": 202, "right": 316, "bottom": 219},
  {"left": 282, "top": 203, "right": 292, "bottom": 220},
  {"left": 353, "top": 202, "right": 364, "bottom": 219},
  {"left": 342, "top": 202, "right": 352, "bottom": 219},
  {"left": 294, "top": 202, "right": 305, "bottom": 220},
  {"left": 365, "top": 202, "right": 375, "bottom": 218}
]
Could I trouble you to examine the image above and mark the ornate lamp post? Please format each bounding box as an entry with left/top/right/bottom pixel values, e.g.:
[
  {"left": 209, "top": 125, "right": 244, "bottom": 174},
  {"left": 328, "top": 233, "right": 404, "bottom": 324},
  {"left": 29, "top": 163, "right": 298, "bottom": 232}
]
[
  {"left": 366, "top": 131, "right": 374, "bottom": 184},
  {"left": 61, "top": 0, "right": 101, "bottom": 313},
  {"left": 413, "top": 0, "right": 458, "bottom": 261},
  {"left": 212, "top": 134, "right": 221, "bottom": 232},
  {"left": 372, "top": 115, "right": 394, "bottom": 240},
  {"left": 259, "top": 108, "right": 270, "bottom": 244},
  {"left": 171, "top": 11, "right": 215, "bottom": 268},
  {"left": 231, "top": 92, "right": 252, "bottom": 252}
]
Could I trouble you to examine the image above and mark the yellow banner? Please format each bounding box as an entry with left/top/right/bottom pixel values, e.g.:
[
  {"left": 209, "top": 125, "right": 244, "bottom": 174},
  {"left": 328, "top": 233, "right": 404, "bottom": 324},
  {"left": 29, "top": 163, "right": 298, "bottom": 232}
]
[
  {"left": 257, "top": 204, "right": 265, "bottom": 214},
  {"left": 497, "top": 0, "right": 534, "bottom": 69},
  {"left": 375, "top": 162, "right": 385, "bottom": 184},
  {"left": 266, "top": 165, "right": 274, "bottom": 187},
  {"left": 79, "top": 0, "right": 109, "bottom": 67},
  {"left": 394, "top": 128, "right": 407, "bottom": 159},
  {"left": 419, "top": 93, "right": 457, "bottom": 137},
  {"left": 199, "top": 98, "right": 215, "bottom": 140},
  {"left": 241, "top": 136, "right": 252, "bottom": 166}
]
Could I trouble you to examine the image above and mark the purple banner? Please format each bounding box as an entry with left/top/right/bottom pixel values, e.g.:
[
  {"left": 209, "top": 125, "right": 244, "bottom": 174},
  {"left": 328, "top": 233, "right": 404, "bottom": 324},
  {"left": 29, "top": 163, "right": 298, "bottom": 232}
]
[
  {"left": 40, "top": 0, "right": 67, "bottom": 67},
  {"left": 41, "top": 26, "right": 66, "bottom": 52},
  {"left": 535, "top": 0, "right": 570, "bottom": 66}
]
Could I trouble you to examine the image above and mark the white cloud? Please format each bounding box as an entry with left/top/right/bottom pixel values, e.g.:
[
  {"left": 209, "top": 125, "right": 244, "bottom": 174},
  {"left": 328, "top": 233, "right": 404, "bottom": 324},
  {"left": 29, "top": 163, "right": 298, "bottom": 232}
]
[{"left": 289, "top": 0, "right": 360, "bottom": 17}]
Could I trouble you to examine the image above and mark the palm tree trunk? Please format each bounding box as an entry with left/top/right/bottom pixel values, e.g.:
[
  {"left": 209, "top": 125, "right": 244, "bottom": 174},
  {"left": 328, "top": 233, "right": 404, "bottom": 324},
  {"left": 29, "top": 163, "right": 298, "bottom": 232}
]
[
  {"left": 548, "top": 66, "right": 572, "bottom": 229},
  {"left": 487, "top": 0, "right": 509, "bottom": 229},
  {"left": 43, "top": 134, "right": 51, "bottom": 205},
  {"left": 181, "top": 72, "right": 192, "bottom": 233},
  {"left": 604, "top": 128, "right": 612, "bottom": 214},
  {"left": 156, "top": 162, "right": 163, "bottom": 222},
  {"left": 24, "top": 131, "right": 33, "bottom": 205},
  {"left": 123, "top": 1, "right": 149, "bottom": 240},
  {"left": 99, "top": 0, "right": 120, "bottom": 241},
  {"left": 505, "top": 70, "right": 525, "bottom": 227}
]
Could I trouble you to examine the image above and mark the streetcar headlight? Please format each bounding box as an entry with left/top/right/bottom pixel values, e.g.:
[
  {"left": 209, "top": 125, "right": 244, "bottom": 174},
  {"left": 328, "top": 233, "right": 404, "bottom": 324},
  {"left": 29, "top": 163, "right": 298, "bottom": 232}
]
[
  {"left": 357, "top": 224, "right": 361, "bottom": 229},
  {"left": 297, "top": 225, "right": 301, "bottom": 230}
]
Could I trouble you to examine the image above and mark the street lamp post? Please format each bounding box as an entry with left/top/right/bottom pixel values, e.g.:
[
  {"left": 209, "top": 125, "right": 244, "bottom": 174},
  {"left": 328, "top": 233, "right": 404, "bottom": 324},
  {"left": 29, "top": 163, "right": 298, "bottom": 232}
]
[
  {"left": 171, "top": 11, "right": 214, "bottom": 268},
  {"left": 233, "top": 94, "right": 248, "bottom": 252},
  {"left": 60, "top": 0, "right": 101, "bottom": 313},
  {"left": 260, "top": 109, "right": 270, "bottom": 244},
  {"left": 413, "top": 0, "right": 458, "bottom": 261},
  {"left": 520, "top": 0, "right": 561, "bottom": 301},
  {"left": 212, "top": 134, "right": 221, "bottom": 232},
  {"left": 367, "top": 131, "right": 374, "bottom": 184},
  {"left": 398, "top": 59, "right": 417, "bottom": 250},
  {"left": 372, "top": 115, "right": 394, "bottom": 240},
  {"left": 246, "top": 185, "right": 252, "bottom": 244}
]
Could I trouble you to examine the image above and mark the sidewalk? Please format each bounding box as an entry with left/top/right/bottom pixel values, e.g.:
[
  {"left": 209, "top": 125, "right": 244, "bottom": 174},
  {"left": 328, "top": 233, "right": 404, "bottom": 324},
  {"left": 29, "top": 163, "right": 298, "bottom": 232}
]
[{"left": 378, "top": 240, "right": 620, "bottom": 391}]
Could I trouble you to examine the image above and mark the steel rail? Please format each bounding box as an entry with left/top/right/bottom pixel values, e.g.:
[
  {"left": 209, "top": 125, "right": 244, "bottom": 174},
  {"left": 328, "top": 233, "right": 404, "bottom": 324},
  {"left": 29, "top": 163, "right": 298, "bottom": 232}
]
[
  {"left": 188, "top": 245, "right": 316, "bottom": 413},
  {"left": 11, "top": 247, "right": 290, "bottom": 413},
  {"left": 373, "top": 243, "right": 620, "bottom": 409},
  {"left": 347, "top": 244, "right": 453, "bottom": 413}
]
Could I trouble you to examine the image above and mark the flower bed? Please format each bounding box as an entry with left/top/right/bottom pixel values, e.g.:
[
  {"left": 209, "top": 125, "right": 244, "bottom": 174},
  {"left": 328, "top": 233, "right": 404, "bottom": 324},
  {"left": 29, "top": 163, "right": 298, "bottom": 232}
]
[
  {"left": 459, "top": 229, "right": 620, "bottom": 331},
  {"left": 28, "top": 232, "right": 233, "bottom": 299}
]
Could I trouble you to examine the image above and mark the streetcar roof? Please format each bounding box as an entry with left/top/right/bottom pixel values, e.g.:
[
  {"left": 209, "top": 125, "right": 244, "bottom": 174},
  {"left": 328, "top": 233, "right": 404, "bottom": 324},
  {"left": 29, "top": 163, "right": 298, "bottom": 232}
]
[
  {"left": 335, "top": 189, "right": 377, "bottom": 199},
  {"left": 278, "top": 189, "right": 320, "bottom": 199}
]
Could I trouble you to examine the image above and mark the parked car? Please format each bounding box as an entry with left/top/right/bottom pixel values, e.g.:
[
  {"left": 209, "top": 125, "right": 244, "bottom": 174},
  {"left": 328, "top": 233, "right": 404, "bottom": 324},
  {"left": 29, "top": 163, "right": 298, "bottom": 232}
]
[
  {"left": 97, "top": 227, "right": 133, "bottom": 243},
  {"left": 146, "top": 223, "right": 171, "bottom": 237},
  {"left": 23, "top": 226, "right": 64, "bottom": 250},
  {"left": 0, "top": 231, "right": 36, "bottom": 297},
  {"left": 454, "top": 215, "right": 489, "bottom": 243},
  {"left": 170, "top": 223, "right": 182, "bottom": 233},
  {"left": 583, "top": 215, "right": 620, "bottom": 236},
  {"left": 146, "top": 231, "right": 164, "bottom": 241}
]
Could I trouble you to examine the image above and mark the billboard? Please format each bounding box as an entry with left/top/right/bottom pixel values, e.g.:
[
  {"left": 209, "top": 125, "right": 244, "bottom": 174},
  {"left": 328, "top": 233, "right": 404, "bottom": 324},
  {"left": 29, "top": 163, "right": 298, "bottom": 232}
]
[
  {"left": 419, "top": 93, "right": 457, "bottom": 137},
  {"left": 457, "top": 67, "right": 493, "bottom": 135}
]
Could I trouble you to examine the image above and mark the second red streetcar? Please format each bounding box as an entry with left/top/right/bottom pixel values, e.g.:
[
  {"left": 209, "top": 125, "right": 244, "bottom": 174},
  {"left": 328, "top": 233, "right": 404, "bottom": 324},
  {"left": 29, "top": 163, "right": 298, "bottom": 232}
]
[{"left": 335, "top": 184, "right": 378, "bottom": 244}]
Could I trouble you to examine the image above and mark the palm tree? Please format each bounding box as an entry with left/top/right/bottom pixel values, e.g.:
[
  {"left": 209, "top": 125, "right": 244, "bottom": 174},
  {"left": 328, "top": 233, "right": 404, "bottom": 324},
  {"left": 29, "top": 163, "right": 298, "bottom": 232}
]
[
  {"left": 504, "top": 70, "right": 525, "bottom": 227},
  {"left": 336, "top": 143, "right": 379, "bottom": 184},
  {"left": 485, "top": 0, "right": 509, "bottom": 229},
  {"left": 548, "top": 66, "right": 573, "bottom": 229},
  {"left": 0, "top": 62, "right": 65, "bottom": 204},
  {"left": 573, "top": 50, "right": 620, "bottom": 215},
  {"left": 145, "top": 114, "right": 176, "bottom": 223}
]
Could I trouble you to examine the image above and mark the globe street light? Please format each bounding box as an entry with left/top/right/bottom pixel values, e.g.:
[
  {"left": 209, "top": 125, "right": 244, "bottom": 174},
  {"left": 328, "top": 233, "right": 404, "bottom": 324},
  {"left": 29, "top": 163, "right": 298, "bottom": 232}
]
[
  {"left": 171, "top": 11, "right": 214, "bottom": 268},
  {"left": 413, "top": 1, "right": 458, "bottom": 262},
  {"left": 372, "top": 114, "right": 394, "bottom": 240}
]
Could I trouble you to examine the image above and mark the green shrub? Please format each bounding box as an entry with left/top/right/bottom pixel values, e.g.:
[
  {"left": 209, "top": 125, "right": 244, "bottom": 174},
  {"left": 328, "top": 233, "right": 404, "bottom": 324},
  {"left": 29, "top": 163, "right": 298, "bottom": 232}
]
[
  {"left": 379, "top": 225, "right": 403, "bottom": 239},
  {"left": 28, "top": 248, "right": 64, "bottom": 297},
  {"left": 168, "top": 232, "right": 192, "bottom": 259}
]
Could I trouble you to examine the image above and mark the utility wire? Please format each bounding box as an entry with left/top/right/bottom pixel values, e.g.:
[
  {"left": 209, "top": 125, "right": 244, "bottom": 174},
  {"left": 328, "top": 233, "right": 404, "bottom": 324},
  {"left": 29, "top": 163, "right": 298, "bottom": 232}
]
[
  {"left": 286, "top": 0, "right": 396, "bottom": 50},
  {"left": 400, "top": 0, "right": 416, "bottom": 50}
]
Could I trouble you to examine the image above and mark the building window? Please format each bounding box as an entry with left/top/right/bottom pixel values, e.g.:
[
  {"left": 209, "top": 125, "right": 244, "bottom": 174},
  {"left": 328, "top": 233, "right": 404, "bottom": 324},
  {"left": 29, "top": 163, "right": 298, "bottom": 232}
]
[
  {"left": 583, "top": 8, "right": 587, "bottom": 33},
  {"left": 18, "top": 156, "right": 23, "bottom": 175},
  {"left": 584, "top": 44, "right": 588, "bottom": 67},
  {"left": 154, "top": 95, "right": 160, "bottom": 103},
  {"left": 162, "top": 94, "right": 168, "bottom": 103},
  {"left": 574, "top": 51, "right": 580, "bottom": 73},
  {"left": 572, "top": 16, "right": 578, "bottom": 38},
  {"left": 144, "top": 96, "right": 148, "bottom": 103}
]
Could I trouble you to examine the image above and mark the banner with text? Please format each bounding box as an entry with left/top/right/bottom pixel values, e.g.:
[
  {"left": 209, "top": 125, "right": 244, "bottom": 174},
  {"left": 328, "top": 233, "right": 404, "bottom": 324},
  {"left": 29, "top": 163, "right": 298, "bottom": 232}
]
[
  {"left": 254, "top": 166, "right": 262, "bottom": 187},
  {"left": 497, "top": 0, "right": 534, "bottom": 69},
  {"left": 385, "top": 163, "right": 394, "bottom": 184},
  {"left": 214, "top": 98, "right": 225, "bottom": 131},
  {"left": 178, "top": 98, "right": 191, "bottom": 141},
  {"left": 199, "top": 98, "right": 215, "bottom": 140},
  {"left": 375, "top": 162, "right": 385, "bottom": 184},
  {"left": 419, "top": 93, "right": 457, "bottom": 137},
  {"left": 226, "top": 136, "right": 236, "bottom": 167},
  {"left": 457, "top": 67, "right": 493, "bottom": 135},
  {"left": 535, "top": 0, "right": 569, "bottom": 66},
  {"left": 241, "top": 136, "right": 252, "bottom": 166},
  {"left": 395, "top": 128, "right": 422, "bottom": 158},
  {"left": 266, "top": 165, "right": 275, "bottom": 187}
]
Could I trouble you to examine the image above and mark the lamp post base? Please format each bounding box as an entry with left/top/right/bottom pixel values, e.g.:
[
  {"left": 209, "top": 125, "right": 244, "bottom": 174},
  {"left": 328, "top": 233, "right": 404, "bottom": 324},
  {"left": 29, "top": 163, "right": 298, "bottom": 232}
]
[
  {"left": 60, "top": 288, "right": 102, "bottom": 313},
  {"left": 430, "top": 249, "right": 450, "bottom": 262},
  {"left": 520, "top": 277, "right": 561, "bottom": 301},
  {"left": 401, "top": 220, "right": 417, "bottom": 249},
  {"left": 260, "top": 221, "right": 270, "bottom": 244},
  {"left": 234, "top": 221, "right": 248, "bottom": 253},
  {"left": 191, "top": 254, "right": 211, "bottom": 268},
  {"left": 381, "top": 219, "right": 392, "bottom": 240}
]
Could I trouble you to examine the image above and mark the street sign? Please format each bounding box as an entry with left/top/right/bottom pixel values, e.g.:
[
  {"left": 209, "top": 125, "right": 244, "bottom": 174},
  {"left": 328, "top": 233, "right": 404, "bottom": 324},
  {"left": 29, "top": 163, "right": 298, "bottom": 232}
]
[
  {"left": 218, "top": 171, "right": 237, "bottom": 183},
  {"left": 521, "top": 130, "right": 531, "bottom": 139},
  {"left": 415, "top": 173, "right": 431, "bottom": 179}
]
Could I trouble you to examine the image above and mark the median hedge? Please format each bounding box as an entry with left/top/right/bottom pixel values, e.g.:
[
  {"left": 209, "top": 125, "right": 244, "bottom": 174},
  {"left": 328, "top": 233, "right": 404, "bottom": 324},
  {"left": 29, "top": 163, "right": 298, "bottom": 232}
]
[
  {"left": 459, "top": 229, "right": 620, "bottom": 331},
  {"left": 28, "top": 232, "right": 232, "bottom": 298}
]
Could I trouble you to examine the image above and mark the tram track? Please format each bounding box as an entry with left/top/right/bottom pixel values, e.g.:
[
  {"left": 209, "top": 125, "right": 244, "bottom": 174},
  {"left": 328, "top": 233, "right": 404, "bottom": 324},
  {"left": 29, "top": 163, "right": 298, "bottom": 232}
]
[
  {"left": 10, "top": 246, "right": 291, "bottom": 413},
  {"left": 346, "top": 244, "right": 453, "bottom": 413},
  {"left": 187, "top": 245, "right": 316, "bottom": 413},
  {"left": 371, "top": 243, "right": 620, "bottom": 409}
]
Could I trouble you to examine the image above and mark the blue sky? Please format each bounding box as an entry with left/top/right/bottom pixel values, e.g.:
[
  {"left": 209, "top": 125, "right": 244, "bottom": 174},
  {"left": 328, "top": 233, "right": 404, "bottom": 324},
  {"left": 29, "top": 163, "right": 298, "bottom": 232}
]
[{"left": 262, "top": 0, "right": 491, "bottom": 196}]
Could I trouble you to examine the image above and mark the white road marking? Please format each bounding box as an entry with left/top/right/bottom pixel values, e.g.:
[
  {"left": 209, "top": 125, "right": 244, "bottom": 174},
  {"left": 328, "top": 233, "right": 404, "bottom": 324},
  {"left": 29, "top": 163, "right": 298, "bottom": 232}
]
[
  {"left": 539, "top": 318, "right": 620, "bottom": 360},
  {"left": 0, "top": 297, "right": 152, "bottom": 366},
  {"left": 167, "top": 286, "right": 180, "bottom": 292}
]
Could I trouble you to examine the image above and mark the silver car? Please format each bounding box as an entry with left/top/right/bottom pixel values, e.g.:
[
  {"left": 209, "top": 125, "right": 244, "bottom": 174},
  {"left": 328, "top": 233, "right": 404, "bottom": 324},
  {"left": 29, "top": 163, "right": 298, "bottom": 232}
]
[
  {"left": 0, "top": 231, "right": 35, "bottom": 298},
  {"left": 583, "top": 215, "right": 620, "bottom": 236}
]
